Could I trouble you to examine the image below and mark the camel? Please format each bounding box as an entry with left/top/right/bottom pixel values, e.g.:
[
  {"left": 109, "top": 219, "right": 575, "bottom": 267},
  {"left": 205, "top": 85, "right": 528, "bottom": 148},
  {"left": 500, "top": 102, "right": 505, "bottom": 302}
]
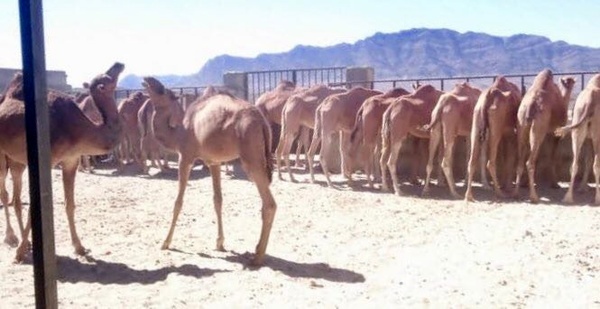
[
  {"left": 348, "top": 87, "right": 410, "bottom": 187},
  {"left": 379, "top": 84, "right": 444, "bottom": 195},
  {"left": 422, "top": 82, "right": 482, "bottom": 198},
  {"left": 463, "top": 77, "right": 522, "bottom": 202},
  {"left": 138, "top": 99, "right": 170, "bottom": 173},
  {"left": 305, "top": 87, "right": 382, "bottom": 187},
  {"left": 141, "top": 77, "right": 276, "bottom": 266},
  {"left": 555, "top": 74, "right": 600, "bottom": 204},
  {"left": 255, "top": 80, "right": 309, "bottom": 167},
  {"left": 116, "top": 91, "right": 149, "bottom": 171},
  {"left": 1, "top": 155, "right": 26, "bottom": 247},
  {"left": 0, "top": 62, "right": 124, "bottom": 262},
  {"left": 514, "top": 70, "right": 576, "bottom": 203},
  {"left": 275, "top": 84, "right": 346, "bottom": 182}
]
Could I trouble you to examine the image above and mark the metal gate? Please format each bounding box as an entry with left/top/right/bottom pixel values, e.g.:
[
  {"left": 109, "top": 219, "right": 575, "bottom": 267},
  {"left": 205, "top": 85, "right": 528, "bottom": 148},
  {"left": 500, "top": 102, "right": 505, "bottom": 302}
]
[{"left": 246, "top": 67, "right": 346, "bottom": 102}]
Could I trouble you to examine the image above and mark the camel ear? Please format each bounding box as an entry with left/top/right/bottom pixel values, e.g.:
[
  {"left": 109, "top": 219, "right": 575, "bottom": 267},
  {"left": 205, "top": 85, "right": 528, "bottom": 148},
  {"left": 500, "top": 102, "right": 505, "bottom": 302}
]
[{"left": 82, "top": 82, "right": 90, "bottom": 89}]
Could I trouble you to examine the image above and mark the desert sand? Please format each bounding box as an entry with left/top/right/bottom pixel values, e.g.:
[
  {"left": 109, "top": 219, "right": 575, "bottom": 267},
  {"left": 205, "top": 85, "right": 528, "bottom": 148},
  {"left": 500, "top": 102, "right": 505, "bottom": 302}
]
[{"left": 1, "top": 161, "right": 599, "bottom": 308}]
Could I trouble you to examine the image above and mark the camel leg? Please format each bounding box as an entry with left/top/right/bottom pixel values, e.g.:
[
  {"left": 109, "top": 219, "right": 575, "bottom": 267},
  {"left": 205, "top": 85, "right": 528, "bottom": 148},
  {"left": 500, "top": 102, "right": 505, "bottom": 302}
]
[
  {"left": 548, "top": 136, "right": 561, "bottom": 189},
  {"left": 298, "top": 127, "right": 311, "bottom": 170},
  {"left": 274, "top": 130, "right": 287, "bottom": 180},
  {"left": 526, "top": 123, "right": 547, "bottom": 203},
  {"left": 339, "top": 131, "right": 354, "bottom": 186},
  {"left": 307, "top": 130, "right": 321, "bottom": 184},
  {"left": 464, "top": 127, "right": 481, "bottom": 202},
  {"left": 590, "top": 127, "right": 600, "bottom": 205},
  {"left": 423, "top": 126, "right": 441, "bottom": 196},
  {"left": 380, "top": 135, "right": 393, "bottom": 192},
  {"left": 1, "top": 157, "right": 19, "bottom": 247},
  {"left": 321, "top": 133, "right": 334, "bottom": 187},
  {"left": 239, "top": 143, "right": 277, "bottom": 266},
  {"left": 281, "top": 133, "right": 297, "bottom": 183},
  {"left": 10, "top": 163, "right": 26, "bottom": 244},
  {"left": 208, "top": 165, "right": 225, "bottom": 251},
  {"left": 441, "top": 133, "right": 461, "bottom": 199},
  {"left": 479, "top": 139, "right": 491, "bottom": 190},
  {"left": 487, "top": 127, "right": 507, "bottom": 199},
  {"left": 513, "top": 126, "right": 529, "bottom": 198},
  {"left": 387, "top": 137, "right": 405, "bottom": 196},
  {"left": 577, "top": 142, "right": 592, "bottom": 192},
  {"left": 161, "top": 155, "right": 194, "bottom": 250},
  {"left": 140, "top": 138, "right": 149, "bottom": 174},
  {"left": 563, "top": 127, "right": 587, "bottom": 203},
  {"left": 364, "top": 142, "right": 375, "bottom": 188},
  {"left": 62, "top": 158, "right": 87, "bottom": 255}
]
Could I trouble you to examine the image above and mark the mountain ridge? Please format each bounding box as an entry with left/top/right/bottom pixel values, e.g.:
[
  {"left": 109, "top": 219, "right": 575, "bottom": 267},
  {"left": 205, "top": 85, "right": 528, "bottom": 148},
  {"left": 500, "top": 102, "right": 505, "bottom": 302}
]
[{"left": 118, "top": 28, "right": 600, "bottom": 89}]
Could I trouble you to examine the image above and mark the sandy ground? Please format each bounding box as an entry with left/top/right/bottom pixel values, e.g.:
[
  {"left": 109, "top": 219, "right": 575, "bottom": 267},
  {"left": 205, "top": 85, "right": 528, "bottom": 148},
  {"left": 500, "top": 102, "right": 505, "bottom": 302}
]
[{"left": 1, "top": 160, "right": 599, "bottom": 308}]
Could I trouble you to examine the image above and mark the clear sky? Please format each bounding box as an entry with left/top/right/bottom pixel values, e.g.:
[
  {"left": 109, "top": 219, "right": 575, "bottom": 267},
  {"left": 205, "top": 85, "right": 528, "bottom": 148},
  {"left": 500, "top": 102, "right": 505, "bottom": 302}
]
[{"left": 1, "top": 0, "right": 598, "bottom": 87}]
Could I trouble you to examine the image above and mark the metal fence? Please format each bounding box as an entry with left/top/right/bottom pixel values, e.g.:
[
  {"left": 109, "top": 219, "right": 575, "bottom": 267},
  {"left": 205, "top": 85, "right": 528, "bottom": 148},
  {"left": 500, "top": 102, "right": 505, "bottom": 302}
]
[
  {"left": 246, "top": 67, "right": 346, "bottom": 102},
  {"left": 114, "top": 86, "right": 209, "bottom": 102}
]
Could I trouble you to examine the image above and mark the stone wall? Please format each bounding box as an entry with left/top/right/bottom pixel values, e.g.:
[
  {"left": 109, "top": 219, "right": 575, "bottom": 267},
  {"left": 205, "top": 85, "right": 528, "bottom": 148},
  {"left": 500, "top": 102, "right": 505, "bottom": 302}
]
[{"left": 0, "top": 68, "right": 71, "bottom": 92}]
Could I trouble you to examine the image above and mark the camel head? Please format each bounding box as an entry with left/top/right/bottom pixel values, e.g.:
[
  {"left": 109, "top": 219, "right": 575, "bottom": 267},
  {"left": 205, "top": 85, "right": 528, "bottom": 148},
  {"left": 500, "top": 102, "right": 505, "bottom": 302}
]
[
  {"left": 202, "top": 85, "right": 218, "bottom": 98},
  {"left": 560, "top": 76, "right": 576, "bottom": 90},
  {"left": 105, "top": 62, "right": 125, "bottom": 81},
  {"left": 412, "top": 81, "right": 422, "bottom": 90},
  {"left": 3, "top": 72, "right": 24, "bottom": 100},
  {"left": 277, "top": 80, "right": 296, "bottom": 90},
  {"left": 142, "top": 77, "right": 184, "bottom": 150}
]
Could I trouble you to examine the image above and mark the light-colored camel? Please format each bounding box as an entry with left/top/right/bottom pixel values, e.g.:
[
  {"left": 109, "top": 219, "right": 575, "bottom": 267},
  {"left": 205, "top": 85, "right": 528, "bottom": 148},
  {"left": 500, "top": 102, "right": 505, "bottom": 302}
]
[
  {"left": 422, "top": 82, "right": 482, "bottom": 198},
  {"left": 116, "top": 91, "right": 149, "bottom": 171},
  {"left": 138, "top": 99, "right": 170, "bottom": 173},
  {"left": 276, "top": 84, "right": 346, "bottom": 182},
  {"left": 141, "top": 77, "right": 276, "bottom": 266},
  {"left": 255, "top": 80, "right": 309, "bottom": 167},
  {"left": 307, "top": 87, "right": 382, "bottom": 187},
  {"left": 555, "top": 74, "right": 600, "bottom": 204},
  {"left": 379, "top": 84, "right": 444, "bottom": 195},
  {"left": 464, "top": 77, "right": 522, "bottom": 202},
  {"left": 0, "top": 62, "right": 124, "bottom": 261},
  {"left": 514, "top": 70, "right": 576, "bottom": 203},
  {"left": 348, "top": 87, "right": 410, "bottom": 187}
]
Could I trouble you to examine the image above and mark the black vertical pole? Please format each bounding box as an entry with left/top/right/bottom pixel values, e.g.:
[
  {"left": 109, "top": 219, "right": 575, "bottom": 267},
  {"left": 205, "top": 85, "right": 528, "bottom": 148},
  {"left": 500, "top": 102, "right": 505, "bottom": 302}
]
[{"left": 18, "top": 0, "right": 58, "bottom": 308}]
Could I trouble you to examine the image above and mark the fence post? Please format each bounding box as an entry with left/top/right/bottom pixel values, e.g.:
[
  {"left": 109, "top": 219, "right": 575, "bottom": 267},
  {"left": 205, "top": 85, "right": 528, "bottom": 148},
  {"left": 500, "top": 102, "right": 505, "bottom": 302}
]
[
  {"left": 521, "top": 76, "right": 526, "bottom": 96},
  {"left": 346, "top": 67, "right": 374, "bottom": 89},
  {"left": 223, "top": 71, "right": 249, "bottom": 101}
]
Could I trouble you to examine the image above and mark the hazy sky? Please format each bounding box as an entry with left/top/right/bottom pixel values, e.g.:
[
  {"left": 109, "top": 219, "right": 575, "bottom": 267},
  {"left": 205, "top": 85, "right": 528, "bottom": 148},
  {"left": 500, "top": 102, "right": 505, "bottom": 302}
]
[{"left": 1, "top": 0, "right": 598, "bottom": 86}]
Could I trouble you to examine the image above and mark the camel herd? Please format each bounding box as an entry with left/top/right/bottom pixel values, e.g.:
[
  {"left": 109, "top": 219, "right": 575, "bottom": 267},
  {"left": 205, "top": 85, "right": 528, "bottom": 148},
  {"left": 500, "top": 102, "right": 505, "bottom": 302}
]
[{"left": 1, "top": 63, "right": 599, "bottom": 266}]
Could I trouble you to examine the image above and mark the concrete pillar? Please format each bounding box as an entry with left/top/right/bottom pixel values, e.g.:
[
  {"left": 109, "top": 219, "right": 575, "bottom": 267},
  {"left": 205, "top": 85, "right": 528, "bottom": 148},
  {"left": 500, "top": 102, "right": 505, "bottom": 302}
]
[
  {"left": 223, "top": 71, "right": 248, "bottom": 100},
  {"left": 346, "top": 67, "right": 374, "bottom": 89}
]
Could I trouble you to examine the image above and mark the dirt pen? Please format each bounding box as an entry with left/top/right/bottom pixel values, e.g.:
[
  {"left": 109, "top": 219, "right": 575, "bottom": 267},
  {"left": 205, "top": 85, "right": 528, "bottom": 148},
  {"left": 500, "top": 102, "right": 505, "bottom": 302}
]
[{"left": 1, "top": 158, "right": 599, "bottom": 307}]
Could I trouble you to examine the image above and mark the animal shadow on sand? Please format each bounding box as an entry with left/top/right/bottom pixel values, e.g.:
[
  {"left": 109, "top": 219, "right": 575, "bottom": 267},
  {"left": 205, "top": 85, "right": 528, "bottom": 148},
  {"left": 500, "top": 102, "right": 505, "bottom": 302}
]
[
  {"left": 221, "top": 251, "right": 366, "bottom": 283},
  {"left": 53, "top": 255, "right": 230, "bottom": 285}
]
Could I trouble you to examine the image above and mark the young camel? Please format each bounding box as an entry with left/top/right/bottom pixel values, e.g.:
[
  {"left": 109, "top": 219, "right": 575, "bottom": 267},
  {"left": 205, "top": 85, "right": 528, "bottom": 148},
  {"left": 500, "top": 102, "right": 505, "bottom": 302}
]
[
  {"left": 116, "top": 91, "right": 149, "bottom": 171},
  {"left": 348, "top": 87, "right": 410, "bottom": 187},
  {"left": 141, "top": 77, "right": 276, "bottom": 266},
  {"left": 422, "top": 82, "right": 482, "bottom": 198},
  {"left": 307, "top": 87, "right": 382, "bottom": 187},
  {"left": 380, "top": 84, "right": 444, "bottom": 195},
  {"left": 514, "top": 70, "right": 576, "bottom": 203},
  {"left": 138, "top": 99, "right": 170, "bottom": 173},
  {"left": 463, "top": 77, "right": 522, "bottom": 202},
  {"left": 0, "top": 63, "right": 124, "bottom": 262},
  {"left": 555, "top": 74, "right": 600, "bottom": 204},
  {"left": 276, "top": 84, "right": 346, "bottom": 182},
  {"left": 255, "top": 80, "right": 308, "bottom": 167}
]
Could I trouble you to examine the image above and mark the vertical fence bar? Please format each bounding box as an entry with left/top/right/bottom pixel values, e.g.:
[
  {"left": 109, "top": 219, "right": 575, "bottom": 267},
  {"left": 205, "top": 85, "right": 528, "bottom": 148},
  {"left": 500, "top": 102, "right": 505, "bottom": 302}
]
[
  {"left": 292, "top": 70, "right": 297, "bottom": 85},
  {"left": 18, "top": 0, "right": 58, "bottom": 307},
  {"left": 521, "top": 76, "right": 526, "bottom": 96},
  {"left": 440, "top": 79, "right": 444, "bottom": 91},
  {"left": 581, "top": 73, "right": 585, "bottom": 91}
]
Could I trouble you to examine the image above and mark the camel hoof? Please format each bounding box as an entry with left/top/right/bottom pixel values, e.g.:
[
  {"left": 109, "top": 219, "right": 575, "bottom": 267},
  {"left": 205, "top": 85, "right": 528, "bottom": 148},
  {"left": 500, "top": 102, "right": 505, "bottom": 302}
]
[
  {"left": 4, "top": 234, "right": 19, "bottom": 248},
  {"left": 562, "top": 196, "right": 574, "bottom": 204},
  {"left": 495, "top": 190, "right": 508, "bottom": 199},
  {"left": 421, "top": 188, "right": 430, "bottom": 197},
  {"left": 74, "top": 245, "right": 88, "bottom": 256},
  {"left": 250, "top": 255, "right": 264, "bottom": 267},
  {"left": 529, "top": 196, "right": 540, "bottom": 204},
  {"left": 14, "top": 241, "right": 31, "bottom": 263},
  {"left": 215, "top": 245, "right": 226, "bottom": 252}
]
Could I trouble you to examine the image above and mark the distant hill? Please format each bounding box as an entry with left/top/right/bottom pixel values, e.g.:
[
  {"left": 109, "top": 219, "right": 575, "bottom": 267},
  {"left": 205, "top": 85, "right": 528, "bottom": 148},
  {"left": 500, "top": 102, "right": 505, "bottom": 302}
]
[{"left": 118, "top": 28, "right": 600, "bottom": 88}]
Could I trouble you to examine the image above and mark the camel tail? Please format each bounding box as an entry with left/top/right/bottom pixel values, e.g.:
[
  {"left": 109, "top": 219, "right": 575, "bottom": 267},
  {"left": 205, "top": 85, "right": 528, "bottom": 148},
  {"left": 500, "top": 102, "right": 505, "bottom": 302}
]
[
  {"left": 555, "top": 99, "right": 595, "bottom": 137},
  {"left": 261, "top": 118, "right": 274, "bottom": 184},
  {"left": 313, "top": 107, "right": 323, "bottom": 141},
  {"left": 381, "top": 108, "right": 392, "bottom": 150},
  {"left": 423, "top": 97, "right": 444, "bottom": 131},
  {"left": 479, "top": 90, "right": 497, "bottom": 142},
  {"left": 350, "top": 105, "right": 364, "bottom": 143}
]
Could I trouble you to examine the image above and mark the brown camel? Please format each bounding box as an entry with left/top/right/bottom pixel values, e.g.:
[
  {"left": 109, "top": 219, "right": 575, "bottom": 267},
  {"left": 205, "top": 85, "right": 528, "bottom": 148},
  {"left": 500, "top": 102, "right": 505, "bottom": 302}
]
[
  {"left": 514, "top": 70, "right": 576, "bottom": 203},
  {"left": 555, "top": 73, "right": 600, "bottom": 204},
  {"left": 422, "top": 82, "right": 482, "bottom": 198},
  {"left": 464, "top": 77, "right": 522, "bottom": 202},
  {"left": 348, "top": 87, "right": 411, "bottom": 187},
  {"left": 379, "top": 84, "right": 444, "bottom": 195},
  {"left": 1, "top": 155, "right": 26, "bottom": 247},
  {"left": 0, "top": 62, "right": 124, "bottom": 262},
  {"left": 141, "top": 77, "right": 276, "bottom": 266},
  {"left": 307, "top": 87, "right": 382, "bottom": 186},
  {"left": 255, "top": 80, "right": 309, "bottom": 167},
  {"left": 275, "top": 84, "right": 345, "bottom": 182},
  {"left": 116, "top": 91, "right": 148, "bottom": 170},
  {"left": 138, "top": 99, "right": 170, "bottom": 173}
]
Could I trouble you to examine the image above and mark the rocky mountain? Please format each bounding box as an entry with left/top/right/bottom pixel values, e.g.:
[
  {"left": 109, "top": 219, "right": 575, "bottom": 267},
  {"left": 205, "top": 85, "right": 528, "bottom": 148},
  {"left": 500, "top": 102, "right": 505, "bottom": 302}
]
[{"left": 118, "top": 28, "right": 600, "bottom": 88}]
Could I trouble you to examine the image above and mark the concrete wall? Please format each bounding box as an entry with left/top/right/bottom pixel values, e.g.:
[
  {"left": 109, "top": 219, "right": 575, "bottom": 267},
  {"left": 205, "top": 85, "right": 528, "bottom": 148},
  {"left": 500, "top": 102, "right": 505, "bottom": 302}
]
[{"left": 0, "top": 68, "right": 71, "bottom": 92}]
